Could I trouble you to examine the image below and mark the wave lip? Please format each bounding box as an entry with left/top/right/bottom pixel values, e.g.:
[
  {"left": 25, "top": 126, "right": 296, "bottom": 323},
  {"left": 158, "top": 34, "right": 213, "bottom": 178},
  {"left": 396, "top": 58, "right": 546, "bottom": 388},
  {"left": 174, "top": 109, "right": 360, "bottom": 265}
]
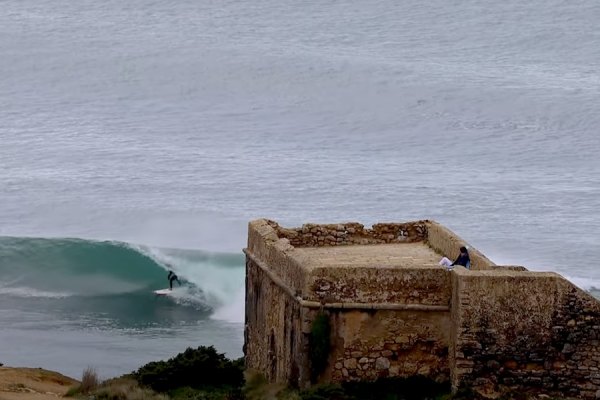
[{"left": 136, "top": 244, "right": 245, "bottom": 314}]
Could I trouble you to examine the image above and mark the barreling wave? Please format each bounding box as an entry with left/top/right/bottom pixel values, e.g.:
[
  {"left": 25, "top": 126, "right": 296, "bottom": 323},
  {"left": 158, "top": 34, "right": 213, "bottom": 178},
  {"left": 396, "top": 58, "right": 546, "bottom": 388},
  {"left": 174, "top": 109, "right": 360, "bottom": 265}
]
[{"left": 0, "top": 236, "right": 245, "bottom": 319}]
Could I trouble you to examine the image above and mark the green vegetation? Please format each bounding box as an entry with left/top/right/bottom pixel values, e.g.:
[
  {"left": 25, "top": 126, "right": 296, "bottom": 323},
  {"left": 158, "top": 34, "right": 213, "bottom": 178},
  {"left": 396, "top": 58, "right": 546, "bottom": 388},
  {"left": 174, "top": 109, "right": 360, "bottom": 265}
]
[
  {"left": 64, "top": 345, "right": 571, "bottom": 400},
  {"left": 68, "top": 376, "right": 168, "bottom": 400},
  {"left": 309, "top": 312, "right": 331, "bottom": 383},
  {"left": 93, "top": 377, "right": 168, "bottom": 400},
  {"left": 133, "top": 346, "right": 244, "bottom": 395},
  {"left": 342, "top": 377, "right": 450, "bottom": 400},
  {"left": 66, "top": 366, "right": 101, "bottom": 396},
  {"left": 66, "top": 347, "right": 243, "bottom": 400},
  {"left": 81, "top": 366, "right": 101, "bottom": 393},
  {"left": 243, "top": 375, "right": 449, "bottom": 400}
]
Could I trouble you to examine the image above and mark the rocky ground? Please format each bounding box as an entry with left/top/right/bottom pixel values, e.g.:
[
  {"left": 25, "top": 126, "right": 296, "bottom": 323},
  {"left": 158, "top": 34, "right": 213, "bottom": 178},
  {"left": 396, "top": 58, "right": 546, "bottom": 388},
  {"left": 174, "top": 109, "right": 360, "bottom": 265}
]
[{"left": 0, "top": 367, "right": 78, "bottom": 400}]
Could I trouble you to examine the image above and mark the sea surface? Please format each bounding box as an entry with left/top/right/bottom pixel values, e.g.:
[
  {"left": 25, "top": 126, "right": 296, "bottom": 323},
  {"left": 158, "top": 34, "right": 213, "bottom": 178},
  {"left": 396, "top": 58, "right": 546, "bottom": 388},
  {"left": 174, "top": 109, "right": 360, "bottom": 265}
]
[{"left": 1, "top": 0, "right": 599, "bottom": 380}]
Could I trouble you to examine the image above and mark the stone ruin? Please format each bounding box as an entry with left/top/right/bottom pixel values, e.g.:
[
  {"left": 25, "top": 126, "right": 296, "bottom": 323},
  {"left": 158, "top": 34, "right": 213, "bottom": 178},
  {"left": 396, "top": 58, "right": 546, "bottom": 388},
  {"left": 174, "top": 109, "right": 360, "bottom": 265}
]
[{"left": 244, "top": 219, "right": 600, "bottom": 399}]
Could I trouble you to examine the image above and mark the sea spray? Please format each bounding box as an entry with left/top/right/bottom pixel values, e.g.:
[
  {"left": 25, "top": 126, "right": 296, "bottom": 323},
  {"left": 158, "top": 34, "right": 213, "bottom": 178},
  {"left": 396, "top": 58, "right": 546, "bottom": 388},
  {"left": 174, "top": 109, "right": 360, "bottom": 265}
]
[{"left": 136, "top": 244, "right": 245, "bottom": 313}]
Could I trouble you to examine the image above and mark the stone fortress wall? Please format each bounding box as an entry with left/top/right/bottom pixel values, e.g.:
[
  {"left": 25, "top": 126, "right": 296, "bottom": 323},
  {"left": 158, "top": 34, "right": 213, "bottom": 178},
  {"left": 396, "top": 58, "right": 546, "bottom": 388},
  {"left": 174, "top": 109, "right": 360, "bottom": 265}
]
[{"left": 244, "top": 219, "right": 600, "bottom": 399}]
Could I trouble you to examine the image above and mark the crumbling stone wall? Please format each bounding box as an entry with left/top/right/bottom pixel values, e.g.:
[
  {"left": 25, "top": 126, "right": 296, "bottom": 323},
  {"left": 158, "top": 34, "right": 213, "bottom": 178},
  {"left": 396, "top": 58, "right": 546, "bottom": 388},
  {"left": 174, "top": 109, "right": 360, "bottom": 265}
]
[
  {"left": 270, "top": 220, "right": 428, "bottom": 247},
  {"left": 327, "top": 309, "right": 451, "bottom": 383},
  {"left": 450, "top": 268, "right": 600, "bottom": 399}
]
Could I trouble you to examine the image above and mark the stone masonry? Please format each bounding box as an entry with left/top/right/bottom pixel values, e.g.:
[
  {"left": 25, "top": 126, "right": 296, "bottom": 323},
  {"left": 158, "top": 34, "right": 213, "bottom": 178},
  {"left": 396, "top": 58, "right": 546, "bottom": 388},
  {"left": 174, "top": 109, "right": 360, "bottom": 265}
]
[{"left": 244, "top": 219, "right": 600, "bottom": 399}]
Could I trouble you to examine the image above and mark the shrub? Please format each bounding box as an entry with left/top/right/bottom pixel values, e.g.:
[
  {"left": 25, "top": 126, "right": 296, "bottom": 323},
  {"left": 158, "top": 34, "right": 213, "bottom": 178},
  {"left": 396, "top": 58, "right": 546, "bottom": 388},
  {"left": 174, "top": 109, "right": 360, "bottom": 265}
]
[
  {"left": 242, "top": 370, "right": 291, "bottom": 400},
  {"left": 133, "top": 346, "right": 244, "bottom": 392},
  {"left": 80, "top": 366, "right": 100, "bottom": 394},
  {"left": 168, "top": 385, "right": 243, "bottom": 400},
  {"left": 68, "top": 377, "right": 168, "bottom": 400},
  {"left": 299, "top": 384, "right": 348, "bottom": 400},
  {"left": 64, "top": 386, "right": 80, "bottom": 397}
]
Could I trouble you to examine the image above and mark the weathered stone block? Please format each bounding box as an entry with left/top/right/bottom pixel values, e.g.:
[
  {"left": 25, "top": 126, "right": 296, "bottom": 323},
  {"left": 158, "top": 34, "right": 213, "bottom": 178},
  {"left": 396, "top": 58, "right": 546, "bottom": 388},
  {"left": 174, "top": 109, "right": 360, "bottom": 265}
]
[
  {"left": 395, "top": 336, "right": 410, "bottom": 344},
  {"left": 418, "top": 365, "right": 431, "bottom": 375},
  {"left": 375, "top": 357, "right": 390, "bottom": 370},
  {"left": 562, "top": 343, "right": 575, "bottom": 354}
]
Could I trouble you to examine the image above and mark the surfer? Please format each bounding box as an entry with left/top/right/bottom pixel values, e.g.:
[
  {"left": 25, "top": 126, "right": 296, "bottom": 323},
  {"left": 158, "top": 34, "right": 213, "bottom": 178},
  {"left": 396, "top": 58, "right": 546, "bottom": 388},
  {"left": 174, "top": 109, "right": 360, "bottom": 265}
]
[{"left": 167, "top": 270, "right": 181, "bottom": 290}]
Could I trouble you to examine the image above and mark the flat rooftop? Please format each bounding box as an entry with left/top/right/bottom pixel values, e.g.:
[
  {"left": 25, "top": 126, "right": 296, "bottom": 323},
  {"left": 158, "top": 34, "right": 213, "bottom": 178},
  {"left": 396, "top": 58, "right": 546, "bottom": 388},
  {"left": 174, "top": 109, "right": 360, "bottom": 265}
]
[{"left": 291, "top": 242, "right": 443, "bottom": 271}]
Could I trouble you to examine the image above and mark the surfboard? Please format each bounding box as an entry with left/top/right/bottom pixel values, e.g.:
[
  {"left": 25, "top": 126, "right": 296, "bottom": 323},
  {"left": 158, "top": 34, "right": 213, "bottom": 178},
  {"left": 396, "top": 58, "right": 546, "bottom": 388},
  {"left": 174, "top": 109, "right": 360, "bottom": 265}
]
[{"left": 153, "top": 288, "right": 172, "bottom": 296}]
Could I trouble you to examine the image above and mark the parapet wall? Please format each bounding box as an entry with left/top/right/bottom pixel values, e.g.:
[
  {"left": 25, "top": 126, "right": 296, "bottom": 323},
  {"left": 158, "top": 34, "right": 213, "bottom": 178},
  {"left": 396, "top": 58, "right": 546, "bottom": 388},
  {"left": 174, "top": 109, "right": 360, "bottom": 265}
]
[
  {"left": 309, "top": 266, "right": 451, "bottom": 306},
  {"left": 247, "top": 219, "right": 307, "bottom": 298},
  {"left": 273, "top": 220, "right": 428, "bottom": 246},
  {"left": 426, "top": 221, "right": 495, "bottom": 271},
  {"left": 451, "top": 268, "right": 600, "bottom": 398}
]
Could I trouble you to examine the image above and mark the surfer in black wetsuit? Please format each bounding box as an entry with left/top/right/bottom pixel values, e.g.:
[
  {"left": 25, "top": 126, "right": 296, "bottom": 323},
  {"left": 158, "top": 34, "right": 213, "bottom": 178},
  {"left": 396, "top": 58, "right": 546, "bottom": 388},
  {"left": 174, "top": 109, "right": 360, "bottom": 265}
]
[{"left": 167, "top": 271, "right": 181, "bottom": 290}]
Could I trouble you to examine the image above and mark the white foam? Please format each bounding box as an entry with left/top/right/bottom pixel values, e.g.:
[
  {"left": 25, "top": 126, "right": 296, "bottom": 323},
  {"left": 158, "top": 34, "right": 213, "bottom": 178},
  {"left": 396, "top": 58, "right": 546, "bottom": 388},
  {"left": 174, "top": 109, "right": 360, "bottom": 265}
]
[
  {"left": 563, "top": 275, "right": 600, "bottom": 293},
  {"left": 0, "top": 286, "right": 72, "bottom": 299},
  {"left": 211, "top": 286, "right": 246, "bottom": 323},
  {"left": 137, "top": 246, "right": 245, "bottom": 316}
]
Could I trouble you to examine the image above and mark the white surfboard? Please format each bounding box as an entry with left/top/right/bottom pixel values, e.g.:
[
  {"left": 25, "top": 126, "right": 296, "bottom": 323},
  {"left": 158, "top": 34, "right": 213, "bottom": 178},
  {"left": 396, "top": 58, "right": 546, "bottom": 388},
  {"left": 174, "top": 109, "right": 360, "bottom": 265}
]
[{"left": 153, "top": 288, "right": 172, "bottom": 296}]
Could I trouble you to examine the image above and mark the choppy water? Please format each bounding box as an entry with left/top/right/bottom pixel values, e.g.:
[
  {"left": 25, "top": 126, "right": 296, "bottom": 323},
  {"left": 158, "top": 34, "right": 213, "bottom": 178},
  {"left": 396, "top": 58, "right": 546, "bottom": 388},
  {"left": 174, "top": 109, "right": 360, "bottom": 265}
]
[{"left": 1, "top": 0, "right": 599, "bottom": 379}]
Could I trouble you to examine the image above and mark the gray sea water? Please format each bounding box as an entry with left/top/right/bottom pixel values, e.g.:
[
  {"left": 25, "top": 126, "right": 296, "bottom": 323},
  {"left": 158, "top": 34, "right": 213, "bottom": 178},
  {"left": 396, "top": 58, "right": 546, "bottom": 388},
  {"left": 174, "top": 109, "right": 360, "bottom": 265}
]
[{"left": 1, "top": 0, "right": 599, "bottom": 380}]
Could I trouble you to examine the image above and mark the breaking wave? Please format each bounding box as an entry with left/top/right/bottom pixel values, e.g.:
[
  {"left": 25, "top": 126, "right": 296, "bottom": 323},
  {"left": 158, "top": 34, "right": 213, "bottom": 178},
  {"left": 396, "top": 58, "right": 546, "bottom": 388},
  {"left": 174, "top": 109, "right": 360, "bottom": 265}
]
[{"left": 0, "top": 236, "right": 245, "bottom": 322}]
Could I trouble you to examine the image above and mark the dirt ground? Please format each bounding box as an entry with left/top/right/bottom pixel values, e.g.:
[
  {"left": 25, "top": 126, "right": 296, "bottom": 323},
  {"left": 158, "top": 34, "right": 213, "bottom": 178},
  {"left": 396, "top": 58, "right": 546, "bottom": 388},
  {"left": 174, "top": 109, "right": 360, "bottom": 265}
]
[{"left": 0, "top": 367, "right": 78, "bottom": 400}]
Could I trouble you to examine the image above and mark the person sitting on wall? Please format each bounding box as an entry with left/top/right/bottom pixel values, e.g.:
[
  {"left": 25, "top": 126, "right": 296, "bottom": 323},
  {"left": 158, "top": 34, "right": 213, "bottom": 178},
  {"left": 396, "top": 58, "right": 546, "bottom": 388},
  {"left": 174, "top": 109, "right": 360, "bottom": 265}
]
[{"left": 439, "top": 246, "right": 471, "bottom": 269}]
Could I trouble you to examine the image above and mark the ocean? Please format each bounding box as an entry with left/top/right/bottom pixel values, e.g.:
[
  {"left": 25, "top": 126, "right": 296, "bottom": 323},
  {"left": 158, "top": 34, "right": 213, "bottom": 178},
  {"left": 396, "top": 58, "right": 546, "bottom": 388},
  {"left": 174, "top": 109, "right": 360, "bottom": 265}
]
[{"left": 1, "top": 0, "right": 599, "bottom": 380}]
